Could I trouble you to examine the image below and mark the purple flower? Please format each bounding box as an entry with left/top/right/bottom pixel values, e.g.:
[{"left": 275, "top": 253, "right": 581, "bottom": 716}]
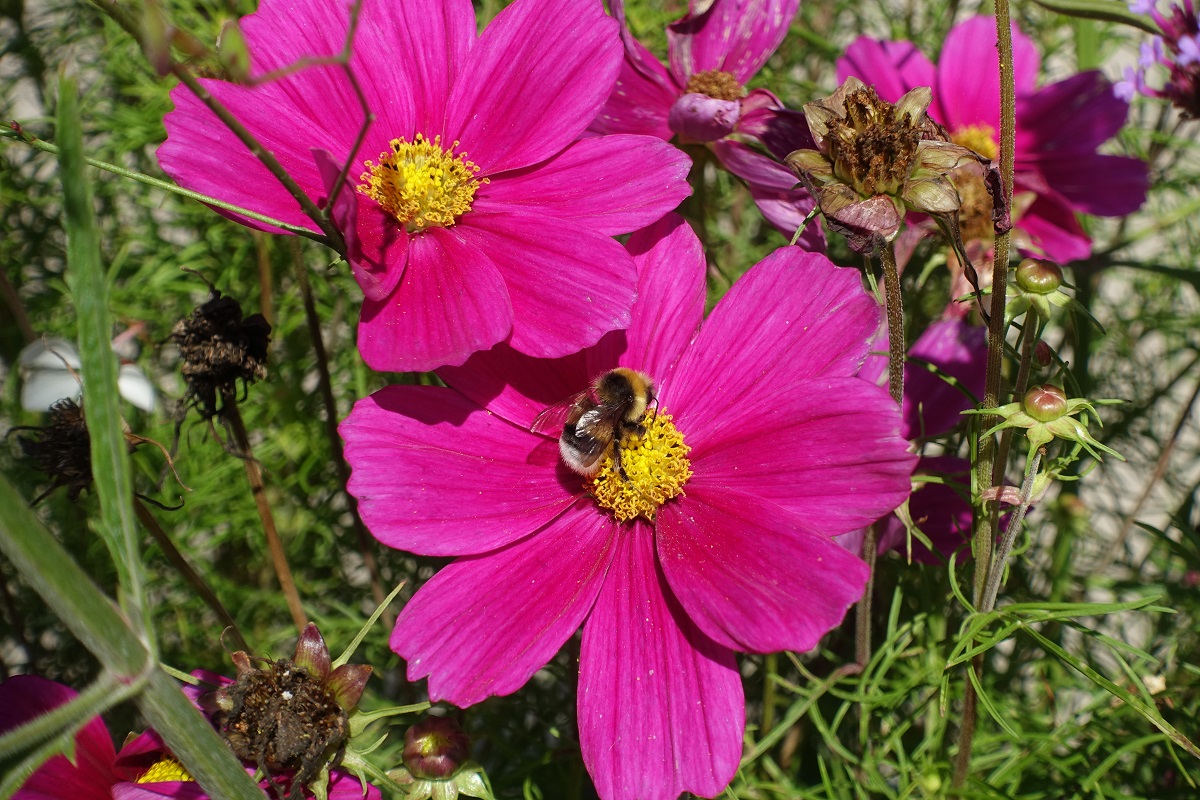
[
  {"left": 839, "top": 16, "right": 1148, "bottom": 263},
  {"left": 588, "top": 0, "right": 823, "bottom": 247},
  {"left": 849, "top": 320, "right": 987, "bottom": 562},
  {"left": 159, "top": 0, "right": 691, "bottom": 372},
  {"left": 1135, "top": 0, "right": 1200, "bottom": 116},
  {"left": 341, "top": 214, "right": 915, "bottom": 799},
  {"left": 0, "top": 675, "right": 378, "bottom": 800}
]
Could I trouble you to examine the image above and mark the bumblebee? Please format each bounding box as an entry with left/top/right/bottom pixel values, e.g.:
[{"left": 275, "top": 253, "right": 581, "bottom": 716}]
[{"left": 532, "top": 368, "right": 657, "bottom": 479}]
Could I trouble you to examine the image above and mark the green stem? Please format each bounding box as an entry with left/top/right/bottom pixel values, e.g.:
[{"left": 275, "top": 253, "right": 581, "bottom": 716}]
[
  {"left": 133, "top": 498, "right": 251, "bottom": 652},
  {"left": 953, "top": 0, "right": 1017, "bottom": 786},
  {"left": 224, "top": 400, "right": 308, "bottom": 631},
  {"left": 981, "top": 448, "right": 1044, "bottom": 612},
  {"left": 0, "top": 129, "right": 325, "bottom": 239},
  {"left": 992, "top": 316, "right": 1039, "bottom": 486},
  {"left": 294, "top": 248, "right": 391, "bottom": 628}
]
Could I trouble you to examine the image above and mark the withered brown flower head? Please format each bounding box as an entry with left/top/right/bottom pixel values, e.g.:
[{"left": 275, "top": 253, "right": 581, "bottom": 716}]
[
  {"left": 171, "top": 287, "right": 271, "bottom": 419},
  {"left": 786, "top": 76, "right": 1002, "bottom": 254},
  {"left": 11, "top": 398, "right": 92, "bottom": 504},
  {"left": 207, "top": 624, "right": 371, "bottom": 800}
]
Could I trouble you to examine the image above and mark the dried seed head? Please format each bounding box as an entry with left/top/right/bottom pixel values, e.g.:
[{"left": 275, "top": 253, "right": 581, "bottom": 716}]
[
  {"left": 211, "top": 655, "right": 348, "bottom": 800},
  {"left": 171, "top": 288, "right": 271, "bottom": 419},
  {"left": 11, "top": 399, "right": 92, "bottom": 504}
]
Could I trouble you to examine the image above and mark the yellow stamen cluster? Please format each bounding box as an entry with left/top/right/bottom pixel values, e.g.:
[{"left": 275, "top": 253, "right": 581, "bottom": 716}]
[
  {"left": 952, "top": 124, "right": 998, "bottom": 162},
  {"left": 684, "top": 69, "right": 746, "bottom": 101},
  {"left": 358, "top": 134, "right": 484, "bottom": 233},
  {"left": 137, "top": 756, "right": 195, "bottom": 784},
  {"left": 590, "top": 413, "right": 692, "bottom": 523}
]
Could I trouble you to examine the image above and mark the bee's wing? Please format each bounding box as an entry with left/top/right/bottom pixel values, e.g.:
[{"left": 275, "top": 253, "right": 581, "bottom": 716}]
[{"left": 531, "top": 391, "right": 589, "bottom": 436}]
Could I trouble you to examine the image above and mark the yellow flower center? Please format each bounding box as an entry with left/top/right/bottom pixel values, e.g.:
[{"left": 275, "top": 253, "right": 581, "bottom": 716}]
[
  {"left": 684, "top": 69, "right": 746, "bottom": 101},
  {"left": 951, "top": 124, "right": 998, "bottom": 162},
  {"left": 589, "top": 413, "right": 692, "bottom": 523},
  {"left": 358, "top": 134, "right": 485, "bottom": 233},
  {"left": 137, "top": 756, "right": 195, "bottom": 783}
]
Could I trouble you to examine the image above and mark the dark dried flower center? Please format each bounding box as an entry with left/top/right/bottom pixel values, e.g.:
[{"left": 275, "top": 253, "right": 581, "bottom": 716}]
[
  {"left": 684, "top": 69, "right": 746, "bottom": 101},
  {"left": 14, "top": 398, "right": 93, "bottom": 503},
  {"left": 214, "top": 658, "right": 347, "bottom": 800},
  {"left": 826, "top": 86, "right": 923, "bottom": 197},
  {"left": 171, "top": 291, "right": 270, "bottom": 419}
]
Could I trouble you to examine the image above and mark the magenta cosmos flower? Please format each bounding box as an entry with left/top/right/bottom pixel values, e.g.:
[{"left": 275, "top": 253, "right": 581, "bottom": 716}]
[
  {"left": 588, "top": 0, "right": 822, "bottom": 247},
  {"left": 158, "top": 0, "right": 691, "bottom": 373},
  {"left": 0, "top": 675, "right": 378, "bottom": 800},
  {"left": 340, "top": 214, "right": 915, "bottom": 800},
  {"left": 838, "top": 16, "right": 1148, "bottom": 263}
]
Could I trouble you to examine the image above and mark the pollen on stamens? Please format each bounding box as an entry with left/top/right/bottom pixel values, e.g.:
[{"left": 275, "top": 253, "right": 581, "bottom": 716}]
[
  {"left": 684, "top": 69, "right": 746, "bottom": 101},
  {"left": 358, "top": 134, "right": 485, "bottom": 233},
  {"left": 590, "top": 413, "right": 692, "bottom": 523},
  {"left": 952, "top": 124, "right": 998, "bottom": 162},
  {"left": 137, "top": 756, "right": 195, "bottom": 784}
]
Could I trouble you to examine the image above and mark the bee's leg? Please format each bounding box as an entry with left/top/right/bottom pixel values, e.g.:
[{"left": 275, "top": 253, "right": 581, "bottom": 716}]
[{"left": 614, "top": 446, "right": 630, "bottom": 482}]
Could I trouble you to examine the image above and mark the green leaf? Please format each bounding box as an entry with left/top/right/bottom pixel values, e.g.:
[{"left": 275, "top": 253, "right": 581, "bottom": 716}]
[
  {"left": 1029, "top": 0, "right": 1161, "bottom": 33},
  {"left": 56, "top": 74, "right": 148, "bottom": 635}
]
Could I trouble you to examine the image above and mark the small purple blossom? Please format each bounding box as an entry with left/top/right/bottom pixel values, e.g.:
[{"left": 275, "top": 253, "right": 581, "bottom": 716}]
[
  {"left": 1126, "top": 0, "right": 1200, "bottom": 116},
  {"left": 1129, "top": 0, "right": 1158, "bottom": 13}
]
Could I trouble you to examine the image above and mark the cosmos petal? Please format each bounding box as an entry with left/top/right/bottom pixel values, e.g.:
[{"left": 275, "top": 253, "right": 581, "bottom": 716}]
[
  {"left": 475, "top": 136, "right": 692, "bottom": 236},
  {"left": 686, "top": 376, "right": 916, "bottom": 534},
  {"left": 341, "top": 386, "right": 578, "bottom": 556},
  {"left": 579, "top": 526, "right": 744, "bottom": 800},
  {"left": 664, "top": 247, "right": 880, "bottom": 422},
  {"left": 356, "top": 226, "right": 513, "bottom": 372},
  {"left": 458, "top": 213, "right": 637, "bottom": 359},
  {"left": 621, "top": 214, "right": 707, "bottom": 381},
  {"left": 837, "top": 37, "right": 936, "bottom": 109},
  {"left": 392, "top": 502, "right": 619, "bottom": 706},
  {"left": 0, "top": 676, "right": 118, "bottom": 800},
  {"left": 935, "top": 17, "right": 1039, "bottom": 132},
  {"left": 657, "top": 491, "right": 869, "bottom": 653},
  {"left": 667, "top": 0, "right": 799, "bottom": 84},
  {"left": 446, "top": 0, "right": 621, "bottom": 174}
]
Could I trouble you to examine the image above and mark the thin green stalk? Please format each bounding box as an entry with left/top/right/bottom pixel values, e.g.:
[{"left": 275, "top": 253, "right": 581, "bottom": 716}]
[
  {"left": 762, "top": 653, "right": 778, "bottom": 736},
  {"left": 954, "top": 0, "right": 1017, "bottom": 786},
  {"left": 294, "top": 246, "right": 391, "bottom": 627},
  {"left": 90, "top": 0, "right": 344, "bottom": 250},
  {"left": 856, "top": 245, "right": 905, "bottom": 666},
  {"left": 133, "top": 498, "right": 251, "bottom": 652},
  {"left": 981, "top": 448, "right": 1044, "bottom": 612},
  {"left": 224, "top": 400, "right": 308, "bottom": 630},
  {"left": 0, "top": 129, "right": 324, "bottom": 239},
  {"left": 57, "top": 74, "right": 148, "bottom": 641},
  {"left": 992, "top": 317, "right": 1040, "bottom": 484}
]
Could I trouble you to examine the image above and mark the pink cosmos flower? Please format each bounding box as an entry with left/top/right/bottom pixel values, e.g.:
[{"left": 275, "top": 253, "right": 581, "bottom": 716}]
[
  {"left": 588, "top": 0, "right": 823, "bottom": 248},
  {"left": 0, "top": 675, "right": 378, "bottom": 800},
  {"left": 340, "top": 214, "right": 916, "bottom": 799},
  {"left": 838, "top": 16, "right": 1148, "bottom": 263},
  {"left": 158, "top": 0, "right": 691, "bottom": 373}
]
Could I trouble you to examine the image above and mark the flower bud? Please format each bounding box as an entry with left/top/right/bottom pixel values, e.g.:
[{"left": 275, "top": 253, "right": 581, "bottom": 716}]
[
  {"left": 1023, "top": 384, "right": 1068, "bottom": 422},
  {"left": 216, "top": 20, "right": 252, "bottom": 84},
  {"left": 1015, "top": 258, "right": 1063, "bottom": 294},
  {"left": 403, "top": 717, "right": 471, "bottom": 780},
  {"left": 1034, "top": 340, "right": 1053, "bottom": 368}
]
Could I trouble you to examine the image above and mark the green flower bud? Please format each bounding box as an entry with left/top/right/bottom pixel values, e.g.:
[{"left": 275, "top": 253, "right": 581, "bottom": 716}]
[
  {"left": 1015, "top": 258, "right": 1063, "bottom": 294},
  {"left": 1022, "top": 384, "right": 1068, "bottom": 422}
]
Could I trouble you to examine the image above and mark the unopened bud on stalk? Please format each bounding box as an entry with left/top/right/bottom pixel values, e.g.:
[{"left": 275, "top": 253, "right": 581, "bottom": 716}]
[
  {"left": 217, "top": 21, "right": 251, "bottom": 84},
  {"left": 1023, "top": 384, "right": 1068, "bottom": 422},
  {"left": 1034, "top": 340, "right": 1053, "bottom": 368},
  {"left": 1015, "top": 258, "right": 1063, "bottom": 294},
  {"left": 403, "top": 718, "right": 471, "bottom": 780}
]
